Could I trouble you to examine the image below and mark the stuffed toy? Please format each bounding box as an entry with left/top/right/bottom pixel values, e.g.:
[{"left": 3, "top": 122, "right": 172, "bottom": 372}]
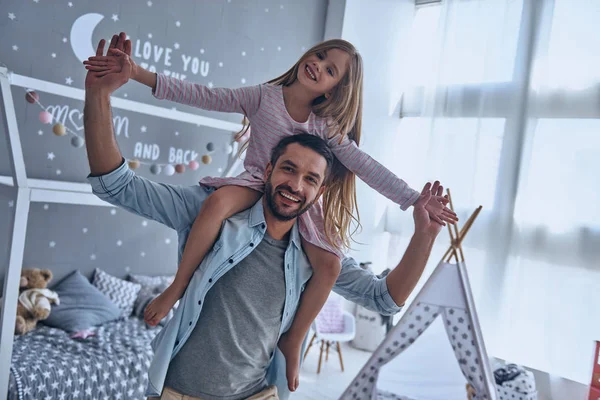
[{"left": 15, "top": 268, "right": 59, "bottom": 335}]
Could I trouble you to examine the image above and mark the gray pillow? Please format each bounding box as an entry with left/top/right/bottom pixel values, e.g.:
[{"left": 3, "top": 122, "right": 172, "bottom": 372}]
[{"left": 43, "top": 270, "right": 121, "bottom": 332}]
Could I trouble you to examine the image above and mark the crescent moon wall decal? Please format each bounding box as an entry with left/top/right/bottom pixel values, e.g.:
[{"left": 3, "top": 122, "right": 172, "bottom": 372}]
[{"left": 70, "top": 13, "right": 105, "bottom": 63}]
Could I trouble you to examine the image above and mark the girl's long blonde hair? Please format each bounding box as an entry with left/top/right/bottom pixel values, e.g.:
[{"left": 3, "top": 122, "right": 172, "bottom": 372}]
[{"left": 235, "top": 39, "right": 364, "bottom": 251}]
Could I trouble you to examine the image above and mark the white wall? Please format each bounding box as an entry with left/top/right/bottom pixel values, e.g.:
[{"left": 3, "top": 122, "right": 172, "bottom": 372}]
[
  {"left": 325, "top": 1, "right": 591, "bottom": 398},
  {"left": 325, "top": 0, "right": 416, "bottom": 270}
]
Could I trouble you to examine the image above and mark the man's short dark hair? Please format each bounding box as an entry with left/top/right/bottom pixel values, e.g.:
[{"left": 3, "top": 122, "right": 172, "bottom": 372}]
[{"left": 270, "top": 134, "right": 334, "bottom": 183}]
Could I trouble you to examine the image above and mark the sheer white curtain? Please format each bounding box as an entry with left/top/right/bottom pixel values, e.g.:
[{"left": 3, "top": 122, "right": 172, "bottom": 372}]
[{"left": 384, "top": 0, "right": 600, "bottom": 385}]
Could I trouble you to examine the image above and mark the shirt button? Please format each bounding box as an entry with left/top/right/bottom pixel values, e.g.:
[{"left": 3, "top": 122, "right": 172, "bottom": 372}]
[
  {"left": 289, "top": 289, "right": 292, "bottom": 295},
  {"left": 198, "top": 300, "right": 202, "bottom": 305},
  {"left": 287, "top": 264, "right": 290, "bottom": 269},
  {"left": 189, "top": 321, "right": 192, "bottom": 326},
  {"left": 175, "top": 340, "right": 180, "bottom": 346},
  {"left": 228, "top": 259, "right": 234, "bottom": 264},
  {"left": 249, "top": 242, "right": 254, "bottom": 247},
  {"left": 208, "top": 278, "right": 213, "bottom": 283},
  {"left": 270, "top": 352, "right": 274, "bottom": 358},
  {"left": 261, "top": 224, "right": 265, "bottom": 229}
]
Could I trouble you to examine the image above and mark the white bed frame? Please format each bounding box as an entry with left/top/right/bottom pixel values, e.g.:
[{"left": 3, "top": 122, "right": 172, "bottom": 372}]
[{"left": 0, "top": 66, "right": 244, "bottom": 398}]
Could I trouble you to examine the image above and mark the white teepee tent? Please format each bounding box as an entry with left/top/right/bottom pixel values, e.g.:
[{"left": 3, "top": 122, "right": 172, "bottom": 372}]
[{"left": 340, "top": 193, "right": 498, "bottom": 400}]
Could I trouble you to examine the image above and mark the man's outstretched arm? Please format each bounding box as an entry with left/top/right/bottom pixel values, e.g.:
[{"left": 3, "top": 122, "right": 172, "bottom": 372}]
[
  {"left": 385, "top": 181, "right": 444, "bottom": 306},
  {"left": 83, "top": 33, "right": 206, "bottom": 232},
  {"left": 83, "top": 35, "right": 129, "bottom": 176},
  {"left": 334, "top": 182, "right": 444, "bottom": 314}
]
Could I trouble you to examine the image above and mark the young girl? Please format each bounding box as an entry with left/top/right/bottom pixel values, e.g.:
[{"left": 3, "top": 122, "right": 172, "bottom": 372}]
[{"left": 84, "top": 36, "right": 456, "bottom": 391}]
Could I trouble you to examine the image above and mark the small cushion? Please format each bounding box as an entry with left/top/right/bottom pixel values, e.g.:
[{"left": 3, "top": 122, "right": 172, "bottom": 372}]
[
  {"left": 43, "top": 270, "right": 121, "bottom": 332},
  {"left": 92, "top": 268, "right": 141, "bottom": 317}
]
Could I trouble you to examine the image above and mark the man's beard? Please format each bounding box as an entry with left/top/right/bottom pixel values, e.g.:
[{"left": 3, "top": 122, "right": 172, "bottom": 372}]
[{"left": 264, "top": 178, "right": 317, "bottom": 221}]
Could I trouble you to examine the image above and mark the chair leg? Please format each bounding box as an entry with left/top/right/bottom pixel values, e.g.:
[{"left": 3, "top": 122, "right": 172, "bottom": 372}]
[
  {"left": 317, "top": 340, "right": 325, "bottom": 374},
  {"left": 326, "top": 341, "right": 330, "bottom": 361},
  {"left": 336, "top": 342, "right": 344, "bottom": 372},
  {"left": 303, "top": 333, "right": 317, "bottom": 361}
]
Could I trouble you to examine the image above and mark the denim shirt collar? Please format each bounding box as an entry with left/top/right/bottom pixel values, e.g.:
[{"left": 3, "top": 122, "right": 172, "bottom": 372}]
[{"left": 248, "top": 197, "right": 302, "bottom": 251}]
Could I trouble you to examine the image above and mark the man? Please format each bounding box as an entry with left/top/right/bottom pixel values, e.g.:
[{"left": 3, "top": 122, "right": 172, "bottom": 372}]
[{"left": 83, "top": 33, "right": 446, "bottom": 400}]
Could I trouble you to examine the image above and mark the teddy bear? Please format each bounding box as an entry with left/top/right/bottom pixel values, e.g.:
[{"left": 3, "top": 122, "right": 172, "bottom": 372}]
[{"left": 15, "top": 268, "right": 59, "bottom": 335}]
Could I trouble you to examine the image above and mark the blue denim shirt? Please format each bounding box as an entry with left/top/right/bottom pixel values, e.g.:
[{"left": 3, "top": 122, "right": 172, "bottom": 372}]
[{"left": 87, "top": 160, "right": 402, "bottom": 399}]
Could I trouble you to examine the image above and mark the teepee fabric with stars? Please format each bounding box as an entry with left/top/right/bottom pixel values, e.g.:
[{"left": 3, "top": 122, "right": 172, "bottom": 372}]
[{"left": 340, "top": 261, "right": 497, "bottom": 400}]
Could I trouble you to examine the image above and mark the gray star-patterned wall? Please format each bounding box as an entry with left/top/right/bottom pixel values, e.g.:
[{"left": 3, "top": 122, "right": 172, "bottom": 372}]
[{"left": 0, "top": 0, "right": 327, "bottom": 286}]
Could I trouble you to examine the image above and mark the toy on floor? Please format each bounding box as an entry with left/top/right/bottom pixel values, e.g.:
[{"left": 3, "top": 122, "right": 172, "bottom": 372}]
[{"left": 14, "top": 268, "right": 59, "bottom": 335}]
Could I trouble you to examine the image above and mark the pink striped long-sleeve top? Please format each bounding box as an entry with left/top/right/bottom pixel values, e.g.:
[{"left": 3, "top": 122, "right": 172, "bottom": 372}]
[{"left": 153, "top": 74, "right": 420, "bottom": 255}]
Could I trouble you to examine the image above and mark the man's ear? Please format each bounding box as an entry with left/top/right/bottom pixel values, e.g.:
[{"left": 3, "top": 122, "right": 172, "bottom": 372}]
[
  {"left": 264, "top": 162, "right": 273, "bottom": 181},
  {"left": 316, "top": 184, "right": 327, "bottom": 201}
]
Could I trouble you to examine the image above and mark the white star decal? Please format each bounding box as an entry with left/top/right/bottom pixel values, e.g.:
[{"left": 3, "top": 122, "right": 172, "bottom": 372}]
[
  {"left": 90, "top": 254, "right": 96, "bottom": 260},
  {"left": 218, "top": 61, "right": 223, "bottom": 67},
  {"left": 59, "top": 392, "right": 66, "bottom": 400},
  {"left": 165, "top": 238, "right": 171, "bottom": 244},
  {"left": 62, "top": 37, "right": 68, "bottom": 43},
  {"left": 33, "top": 0, "right": 39, "bottom": 2},
  {"left": 140, "top": 252, "right": 146, "bottom": 257},
  {"left": 68, "top": 2, "right": 73, "bottom": 7},
  {"left": 12, "top": 45, "right": 18, "bottom": 51},
  {"left": 8, "top": 200, "right": 14, "bottom": 208},
  {"left": 123, "top": 93, "right": 128, "bottom": 97},
  {"left": 175, "top": 131, "right": 179, "bottom": 135},
  {"left": 281, "top": 4, "right": 284, "bottom": 9},
  {"left": 148, "top": 33, "right": 153, "bottom": 39},
  {"left": 111, "top": 14, "right": 119, "bottom": 22},
  {"left": 8, "top": 12, "right": 16, "bottom": 20},
  {"left": 200, "top": 48, "right": 205, "bottom": 54},
  {"left": 72, "top": 389, "right": 80, "bottom": 397},
  {"left": 217, "top": 167, "right": 223, "bottom": 173},
  {"left": 66, "top": 377, "right": 73, "bottom": 386},
  {"left": 142, "top": 220, "right": 148, "bottom": 227},
  {"left": 241, "top": 78, "right": 246, "bottom": 84},
  {"left": 38, "top": 129, "right": 43, "bottom": 135},
  {"left": 175, "top": 20, "right": 181, "bottom": 27},
  {"left": 208, "top": 82, "right": 214, "bottom": 88},
  {"left": 51, "top": 381, "right": 59, "bottom": 389},
  {"left": 65, "top": 77, "right": 73, "bottom": 85},
  {"left": 47, "top": 152, "right": 55, "bottom": 160},
  {"left": 140, "top": 125, "right": 147, "bottom": 132},
  {"left": 56, "top": 169, "right": 62, "bottom": 175},
  {"left": 43, "top": 204, "right": 49, "bottom": 210},
  {"left": 265, "top": 8, "right": 269, "bottom": 12},
  {"left": 147, "top": 0, "right": 152, "bottom": 6},
  {"left": 43, "top": 371, "right": 51, "bottom": 379},
  {"left": 241, "top": 51, "right": 246, "bottom": 56},
  {"left": 85, "top": 387, "right": 92, "bottom": 396},
  {"left": 91, "top": 375, "right": 97, "bottom": 382},
  {"left": 49, "top": 241, "right": 56, "bottom": 248},
  {"left": 277, "top": 46, "right": 282, "bottom": 51},
  {"left": 110, "top": 208, "right": 117, "bottom": 215},
  {"left": 116, "top": 240, "right": 122, "bottom": 246},
  {"left": 82, "top": 227, "right": 88, "bottom": 233},
  {"left": 174, "top": 42, "right": 180, "bottom": 49},
  {"left": 51, "top": 52, "right": 56, "bottom": 58},
  {"left": 260, "top": 47, "right": 265, "bottom": 52}
]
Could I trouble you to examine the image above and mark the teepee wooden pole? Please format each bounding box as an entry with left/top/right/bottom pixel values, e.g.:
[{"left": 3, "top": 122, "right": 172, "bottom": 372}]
[{"left": 440, "top": 189, "right": 482, "bottom": 264}]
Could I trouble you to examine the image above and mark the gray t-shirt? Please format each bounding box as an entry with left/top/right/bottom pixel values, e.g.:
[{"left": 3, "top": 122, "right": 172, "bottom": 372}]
[{"left": 164, "top": 233, "right": 288, "bottom": 399}]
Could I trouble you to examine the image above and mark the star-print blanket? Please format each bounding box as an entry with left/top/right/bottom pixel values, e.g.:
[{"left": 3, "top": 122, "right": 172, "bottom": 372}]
[{"left": 9, "top": 318, "right": 160, "bottom": 400}]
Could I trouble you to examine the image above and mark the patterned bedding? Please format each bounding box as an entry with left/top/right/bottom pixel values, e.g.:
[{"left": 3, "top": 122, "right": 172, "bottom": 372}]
[{"left": 9, "top": 318, "right": 160, "bottom": 400}]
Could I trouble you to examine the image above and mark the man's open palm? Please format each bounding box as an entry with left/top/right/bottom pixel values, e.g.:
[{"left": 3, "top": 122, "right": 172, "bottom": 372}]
[{"left": 84, "top": 33, "right": 132, "bottom": 93}]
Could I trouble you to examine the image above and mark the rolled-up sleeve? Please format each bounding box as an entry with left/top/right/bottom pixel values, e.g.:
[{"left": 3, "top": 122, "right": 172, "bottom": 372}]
[{"left": 333, "top": 257, "right": 403, "bottom": 316}]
